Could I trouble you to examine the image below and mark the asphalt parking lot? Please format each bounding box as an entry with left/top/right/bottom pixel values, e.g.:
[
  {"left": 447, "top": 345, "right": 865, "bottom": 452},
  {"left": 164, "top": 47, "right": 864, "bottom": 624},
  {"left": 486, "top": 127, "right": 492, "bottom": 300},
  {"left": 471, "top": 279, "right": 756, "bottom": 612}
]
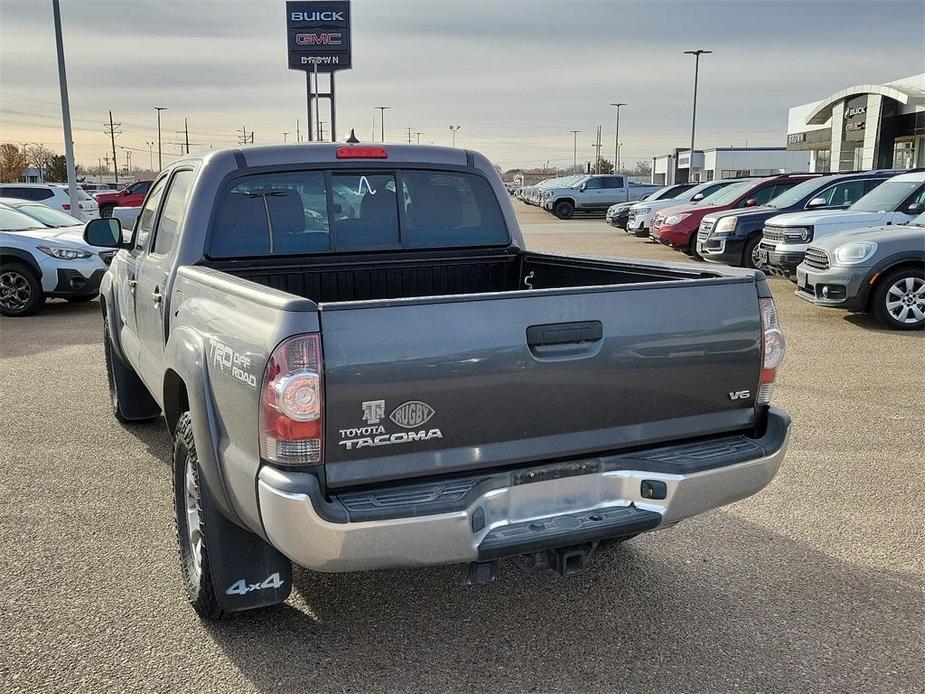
[{"left": 1, "top": 201, "right": 922, "bottom": 693}]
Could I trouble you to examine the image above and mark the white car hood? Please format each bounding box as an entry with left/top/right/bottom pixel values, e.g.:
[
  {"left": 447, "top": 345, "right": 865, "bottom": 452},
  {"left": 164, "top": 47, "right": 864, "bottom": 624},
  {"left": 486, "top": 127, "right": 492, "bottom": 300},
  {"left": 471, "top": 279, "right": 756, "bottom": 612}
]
[
  {"left": 3, "top": 224, "right": 88, "bottom": 247},
  {"left": 766, "top": 210, "right": 883, "bottom": 227}
]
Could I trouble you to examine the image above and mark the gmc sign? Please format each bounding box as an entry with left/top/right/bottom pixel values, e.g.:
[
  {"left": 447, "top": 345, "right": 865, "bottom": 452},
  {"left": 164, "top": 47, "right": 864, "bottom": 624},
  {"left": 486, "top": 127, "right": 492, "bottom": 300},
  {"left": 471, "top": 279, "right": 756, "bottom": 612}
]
[{"left": 286, "top": 1, "right": 351, "bottom": 72}]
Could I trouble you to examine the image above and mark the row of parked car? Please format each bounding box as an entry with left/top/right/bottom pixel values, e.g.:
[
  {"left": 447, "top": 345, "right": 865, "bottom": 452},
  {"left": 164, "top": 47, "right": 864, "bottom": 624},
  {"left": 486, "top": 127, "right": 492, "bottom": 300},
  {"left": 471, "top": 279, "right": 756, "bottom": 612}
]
[
  {"left": 513, "top": 174, "right": 660, "bottom": 219},
  {"left": 0, "top": 180, "right": 154, "bottom": 222},
  {"left": 604, "top": 170, "right": 925, "bottom": 330}
]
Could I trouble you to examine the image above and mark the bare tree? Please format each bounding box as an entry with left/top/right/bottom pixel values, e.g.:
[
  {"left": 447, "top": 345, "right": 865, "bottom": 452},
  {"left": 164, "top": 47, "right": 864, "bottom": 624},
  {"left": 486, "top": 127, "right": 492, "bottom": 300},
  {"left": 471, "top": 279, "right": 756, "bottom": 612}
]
[
  {"left": 0, "top": 143, "right": 28, "bottom": 182},
  {"left": 27, "top": 144, "right": 56, "bottom": 181},
  {"left": 633, "top": 160, "right": 653, "bottom": 177}
]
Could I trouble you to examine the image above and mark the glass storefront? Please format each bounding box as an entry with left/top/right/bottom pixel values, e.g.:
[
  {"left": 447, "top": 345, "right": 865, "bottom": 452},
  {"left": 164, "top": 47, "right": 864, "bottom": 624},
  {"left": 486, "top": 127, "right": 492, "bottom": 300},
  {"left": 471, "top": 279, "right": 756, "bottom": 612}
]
[{"left": 892, "top": 139, "right": 919, "bottom": 169}]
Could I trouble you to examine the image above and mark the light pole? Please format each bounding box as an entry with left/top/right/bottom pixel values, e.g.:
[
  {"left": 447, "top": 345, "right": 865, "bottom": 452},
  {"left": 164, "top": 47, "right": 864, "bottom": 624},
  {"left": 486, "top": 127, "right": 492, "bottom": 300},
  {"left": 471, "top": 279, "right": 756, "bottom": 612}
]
[
  {"left": 374, "top": 106, "right": 390, "bottom": 142},
  {"left": 51, "top": 0, "right": 77, "bottom": 212},
  {"left": 283, "top": 132, "right": 289, "bottom": 143},
  {"left": 610, "top": 103, "right": 626, "bottom": 173},
  {"left": 570, "top": 130, "right": 581, "bottom": 172},
  {"left": 449, "top": 125, "right": 461, "bottom": 147},
  {"left": 683, "top": 49, "right": 711, "bottom": 182},
  {"left": 145, "top": 141, "right": 154, "bottom": 171},
  {"left": 154, "top": 106, "right": 167, "bottom": 171}
]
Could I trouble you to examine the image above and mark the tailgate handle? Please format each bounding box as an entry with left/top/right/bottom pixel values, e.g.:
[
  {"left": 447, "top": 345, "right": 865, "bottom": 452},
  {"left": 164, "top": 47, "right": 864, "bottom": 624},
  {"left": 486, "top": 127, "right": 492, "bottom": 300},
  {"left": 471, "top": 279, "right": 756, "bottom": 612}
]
[{"left": 527, "top": 321, "right": 602, "bottom": 347}]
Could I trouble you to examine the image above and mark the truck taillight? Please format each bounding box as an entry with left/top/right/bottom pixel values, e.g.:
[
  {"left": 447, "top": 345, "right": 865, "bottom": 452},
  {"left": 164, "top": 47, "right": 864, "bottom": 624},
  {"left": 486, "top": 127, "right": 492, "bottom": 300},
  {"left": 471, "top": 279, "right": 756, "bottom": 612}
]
[
  {"left": 757, "top": 298, "right": 785, "bottom": 405},
  {"left": 260, "top": 334, "right": 323, "bottom": 465}
]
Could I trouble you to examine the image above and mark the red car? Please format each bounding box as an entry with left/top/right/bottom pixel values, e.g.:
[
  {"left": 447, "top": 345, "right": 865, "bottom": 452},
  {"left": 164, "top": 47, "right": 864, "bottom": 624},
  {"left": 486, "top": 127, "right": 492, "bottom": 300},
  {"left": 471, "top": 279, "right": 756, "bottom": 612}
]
[
  {"left": 96, "top": 180, "right": 153, "bottom": 217},
  {"left": 650, "top": 175, "right": 815, "bottom": 255}
]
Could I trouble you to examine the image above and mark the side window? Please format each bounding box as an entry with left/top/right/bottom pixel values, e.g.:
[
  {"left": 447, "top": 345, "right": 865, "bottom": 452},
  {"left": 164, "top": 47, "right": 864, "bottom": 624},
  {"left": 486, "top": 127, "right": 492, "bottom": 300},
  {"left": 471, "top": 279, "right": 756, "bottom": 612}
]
[
  {"left": 130, "top": 181, "right": 151, "bottom": 195},
  {"left": 863, "top": 179, "right": 885, "bottom": 195},
  {"left": 133, "top": 178, "right": 167, "bottom": 251},
  {"left": 605, "top": 176, "right": 625, "bottom": 189},
  {"left": 584, "top": 178, "right": 604, "bottom": 190},
  {"left": 152, "top": 171, "right": 194, "bottom": 257},
  {"left": 821, "top": 180, "right": 866, "bottom": 206},
  {"left": 904, "top": 184, "right": 925, "bottom": 208}
]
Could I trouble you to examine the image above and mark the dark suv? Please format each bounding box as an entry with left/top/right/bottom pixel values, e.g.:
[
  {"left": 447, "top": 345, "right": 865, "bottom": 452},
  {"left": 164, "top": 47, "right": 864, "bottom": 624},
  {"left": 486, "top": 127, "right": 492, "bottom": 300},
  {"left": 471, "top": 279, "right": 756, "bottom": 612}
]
[{"left": 697, "top": 171, "right": 899, "bottom": 269}]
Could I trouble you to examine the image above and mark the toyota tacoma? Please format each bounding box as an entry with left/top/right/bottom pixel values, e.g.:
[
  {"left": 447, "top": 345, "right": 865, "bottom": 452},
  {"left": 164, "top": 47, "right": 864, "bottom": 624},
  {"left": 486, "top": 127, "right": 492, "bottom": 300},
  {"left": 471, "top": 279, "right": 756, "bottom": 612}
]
[{"left": 83, "top": 143, "right": 791, "bottom": 619}]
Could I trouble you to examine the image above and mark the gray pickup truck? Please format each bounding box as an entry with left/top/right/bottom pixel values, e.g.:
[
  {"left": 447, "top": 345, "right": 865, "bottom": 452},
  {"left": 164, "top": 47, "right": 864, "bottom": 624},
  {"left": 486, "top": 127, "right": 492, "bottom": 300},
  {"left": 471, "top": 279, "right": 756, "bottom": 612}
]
[
  {"left": 83, "top": 143, "right": 790, "bottom": 620},
  {"left": 542, "top": 174, "right": 662, "bottom": 219}
]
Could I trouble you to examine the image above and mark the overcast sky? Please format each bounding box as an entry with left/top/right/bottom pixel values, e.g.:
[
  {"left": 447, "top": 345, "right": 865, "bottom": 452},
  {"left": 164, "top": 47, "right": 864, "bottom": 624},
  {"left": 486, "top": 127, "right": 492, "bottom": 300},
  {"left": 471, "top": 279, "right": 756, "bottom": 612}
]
[{"left": 1, "top": 0, "right": 922, "bottom": 171}]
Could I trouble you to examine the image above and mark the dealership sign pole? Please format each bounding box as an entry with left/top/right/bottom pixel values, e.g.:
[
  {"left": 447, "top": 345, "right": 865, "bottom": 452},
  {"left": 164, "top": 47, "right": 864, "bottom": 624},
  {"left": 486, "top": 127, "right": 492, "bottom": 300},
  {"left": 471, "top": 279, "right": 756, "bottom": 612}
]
[{"left": 287, "top": 1, "right": 352, "bottom": 142}]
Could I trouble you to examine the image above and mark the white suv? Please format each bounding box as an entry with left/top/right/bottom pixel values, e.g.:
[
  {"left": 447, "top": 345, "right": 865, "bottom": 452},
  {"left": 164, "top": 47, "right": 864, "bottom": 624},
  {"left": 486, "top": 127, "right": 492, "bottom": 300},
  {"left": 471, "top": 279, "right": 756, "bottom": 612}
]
[
  {"left": 0, "top": 202, "right": 111, "bottom": 316},
  {"left": 625, "top": 179, "right": 740, "bottom": 236},
  {"left": 0, "top": 183, "right": 99, "bottom": 222}
]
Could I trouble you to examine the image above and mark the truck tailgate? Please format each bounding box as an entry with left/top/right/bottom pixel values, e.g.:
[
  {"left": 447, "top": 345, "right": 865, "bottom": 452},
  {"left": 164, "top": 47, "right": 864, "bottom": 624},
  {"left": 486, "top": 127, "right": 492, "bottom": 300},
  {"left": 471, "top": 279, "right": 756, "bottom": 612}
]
[{"left": 320, "top": 278, "right": 761, "bottom": 488}]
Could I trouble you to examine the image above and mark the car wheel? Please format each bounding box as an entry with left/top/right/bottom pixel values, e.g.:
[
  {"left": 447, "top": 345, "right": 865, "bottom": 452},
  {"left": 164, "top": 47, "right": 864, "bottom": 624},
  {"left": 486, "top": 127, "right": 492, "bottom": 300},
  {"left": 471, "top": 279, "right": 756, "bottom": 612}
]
[
  {"left": 174, "top": 412, "right": 226, "bottom": 620},
  {"left": 687, "top": 235, "right": 701, "bottom": 259},
  {"left": 0, "top": 263, "right": 45, "bottom": 317},
  {"left": 100, "top": 204, "right": 114, "bottom": 218},
  {"left": 872, "top": 267, "right": 925, "bottom": 331},
  {"left": 743, "top": 236, "right": 762, "bottom": 269},
  {"left": 553, "top": 201, "right": 575, "bottom": 220}
]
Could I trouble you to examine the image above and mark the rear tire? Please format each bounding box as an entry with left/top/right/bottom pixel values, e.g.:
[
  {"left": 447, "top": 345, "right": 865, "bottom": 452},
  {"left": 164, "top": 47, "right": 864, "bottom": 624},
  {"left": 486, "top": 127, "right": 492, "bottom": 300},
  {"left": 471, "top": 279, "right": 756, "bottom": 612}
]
[
  {"left": 553, "top": 200, "right": 575, "bottom": 220},
  {"left": 743, "top": 235, "right": 762, "bottom": 269},
  {"left": 174, "top": 412, "right": 226, "bottom": 620},
  {"left": 0, "top": 262, "right": 45, "bottom": 317},
  {"left": 99, "top": 204, "right": 114, "bottom": 218},
  {"left": 871, "top": 267, "right": 925, "bottom": 331}
]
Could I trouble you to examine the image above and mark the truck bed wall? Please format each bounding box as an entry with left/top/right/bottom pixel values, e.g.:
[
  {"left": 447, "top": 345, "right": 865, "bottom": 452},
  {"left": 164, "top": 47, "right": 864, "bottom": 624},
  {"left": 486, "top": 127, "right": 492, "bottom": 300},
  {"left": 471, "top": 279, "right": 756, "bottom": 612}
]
[{"left": 210, "top": 251, "right": 715, "bottom": 304}]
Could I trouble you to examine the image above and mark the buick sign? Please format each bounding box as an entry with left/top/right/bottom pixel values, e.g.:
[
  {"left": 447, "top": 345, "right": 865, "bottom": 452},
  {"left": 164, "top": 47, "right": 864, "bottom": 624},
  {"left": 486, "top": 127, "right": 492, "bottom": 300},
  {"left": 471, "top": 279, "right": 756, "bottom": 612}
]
[{"left": 286, "top": 1, "right": 352, "bottom": 72}]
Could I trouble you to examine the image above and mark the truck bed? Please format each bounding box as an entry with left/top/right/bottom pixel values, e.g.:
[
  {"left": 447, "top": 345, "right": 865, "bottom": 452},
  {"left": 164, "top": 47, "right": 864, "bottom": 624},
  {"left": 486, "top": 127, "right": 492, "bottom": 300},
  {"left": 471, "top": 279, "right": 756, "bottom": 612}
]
[{"left": 209, "top": 250, "right": 723, "bottom": 304}]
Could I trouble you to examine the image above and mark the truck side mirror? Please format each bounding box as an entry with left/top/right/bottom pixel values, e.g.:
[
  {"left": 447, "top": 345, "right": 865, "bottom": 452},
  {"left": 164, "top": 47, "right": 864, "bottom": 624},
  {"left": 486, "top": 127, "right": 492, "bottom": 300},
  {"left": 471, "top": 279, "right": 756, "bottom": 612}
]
[
  {"left": 744, "top": 198, "right": 758, "bottom": 207},
  {"left": 807, "top": 196, "right": 828, "bottom": 209},
  {"left": 907, "top": 202, "right": 924, "bottom": 214},
  {"left": 84, "top": 218, "right": 124, "bottom": 248},
  {"left": 578, "top": 183, "right": 586, "bottom": 192}
]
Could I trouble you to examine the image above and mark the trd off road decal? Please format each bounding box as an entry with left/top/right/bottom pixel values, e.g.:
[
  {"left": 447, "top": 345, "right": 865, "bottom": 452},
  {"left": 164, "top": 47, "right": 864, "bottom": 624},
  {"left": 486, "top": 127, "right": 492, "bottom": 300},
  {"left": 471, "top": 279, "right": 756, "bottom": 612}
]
[
  {"left": 339, "top": 399, "right": 442, "bottom": 451},
  {"left": 209, "top": 338, "right": 257, "bottom": 388}
]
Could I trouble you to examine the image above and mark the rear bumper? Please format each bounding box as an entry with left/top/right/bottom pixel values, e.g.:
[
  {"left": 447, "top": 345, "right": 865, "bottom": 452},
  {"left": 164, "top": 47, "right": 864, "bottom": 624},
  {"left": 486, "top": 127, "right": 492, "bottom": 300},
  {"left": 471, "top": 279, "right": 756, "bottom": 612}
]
[{"left": 257, "top": 409, "right": 791, "bottom": 572}]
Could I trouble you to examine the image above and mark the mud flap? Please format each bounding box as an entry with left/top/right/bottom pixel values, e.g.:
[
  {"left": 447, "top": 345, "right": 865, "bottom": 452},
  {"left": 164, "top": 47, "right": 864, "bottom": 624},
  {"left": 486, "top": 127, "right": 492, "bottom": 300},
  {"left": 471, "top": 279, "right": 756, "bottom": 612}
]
[
  {"left": 199, "top": 474, "right": 293, "bottom": 612},
  {"left": 106, "top": 329, "right": 160, "bottom": 420}
]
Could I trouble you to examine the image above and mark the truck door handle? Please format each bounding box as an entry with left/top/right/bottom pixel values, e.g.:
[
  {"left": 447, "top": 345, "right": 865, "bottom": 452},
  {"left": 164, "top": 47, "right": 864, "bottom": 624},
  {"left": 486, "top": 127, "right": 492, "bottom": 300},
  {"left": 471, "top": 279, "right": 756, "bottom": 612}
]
[
  {"left": 527, "top": 321, "right": 603, "bottom": 347},
  {"left": 151, "top": 288, "right": 162, "bottom": 305}
]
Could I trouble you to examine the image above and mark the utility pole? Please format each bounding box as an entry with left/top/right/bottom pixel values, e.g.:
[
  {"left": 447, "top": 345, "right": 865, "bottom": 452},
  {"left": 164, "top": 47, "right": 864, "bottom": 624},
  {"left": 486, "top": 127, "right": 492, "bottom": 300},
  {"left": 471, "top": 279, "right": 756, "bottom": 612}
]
[
  {"left": 449, "top": 124, "right": 461, "bottom": 147},
  {"left": 52, "top": 0, "right": 77, "bottom": 212},
  {"left": 407, "top": 127, "right": 412, "bottom": 144},
  {"left": 125, "top": 150, "right": 131, "bottom": 175},
  {"left": 610, "top": 103, "right": 626, "bottom": 173},
  {"left": 593, "top": 126, "right": 603, "bottom": 174},
  {"left": 684, "top": 49, "right": 712, "bottom": 182},
  {"left": 97, "top": 157, "right": 102, "bottom": 183},
  {"left": 154, "top": 106, "right": 167, "bottom": 170},
  {"left": 570, "top": 130, "right": 581, "bottom": 172},
  {"left": 283, "top": 132, "right": 289, "bottom": 143},
  {"left": 414, "top": 131, "right": 423, "bottom": 144},
  {"left": 183, "top": 118, "right": 190, "bottom": 154},
  {"left": 318, "top": 122, "right": 326, "bottom": 141},
  {"left": 237, "top": 125, "right": 249, "bottom": 145},
  {"left": 374, "top": 106, "right": 390, "bottom": 142},
  {"left": 104, "top": 110, "right": 121, "bottom": 185},
  {"left": 145, "top": 141, "right": 154, "bottom": 170},
  {"left": 296, "top": 119, "right": 301, "bottom": 142}
]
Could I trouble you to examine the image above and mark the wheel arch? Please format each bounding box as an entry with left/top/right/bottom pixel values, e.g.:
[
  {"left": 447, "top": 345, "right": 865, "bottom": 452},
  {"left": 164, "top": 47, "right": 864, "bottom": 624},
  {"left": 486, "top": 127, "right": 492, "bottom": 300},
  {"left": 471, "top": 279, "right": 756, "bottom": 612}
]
[
  {"left": 0, "top": 247, "right": 42, "bottom": 278},
  {"left": 163, "top": 369, "right": 190, "bottom": 438}
]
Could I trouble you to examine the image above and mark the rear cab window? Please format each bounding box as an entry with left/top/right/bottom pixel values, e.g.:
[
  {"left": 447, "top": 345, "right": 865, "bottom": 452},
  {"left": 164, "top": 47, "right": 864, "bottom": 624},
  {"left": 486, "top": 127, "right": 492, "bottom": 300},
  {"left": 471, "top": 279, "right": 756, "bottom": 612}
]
[{"left": 208, "top": 168, "right": 508, "bottom": 257}]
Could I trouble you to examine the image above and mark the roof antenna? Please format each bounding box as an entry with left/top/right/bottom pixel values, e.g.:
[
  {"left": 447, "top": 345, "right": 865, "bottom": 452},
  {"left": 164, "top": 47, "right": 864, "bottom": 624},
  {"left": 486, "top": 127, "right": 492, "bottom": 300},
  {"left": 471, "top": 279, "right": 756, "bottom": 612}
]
[{"left": 346, "top": 128, "right": 359, "bottom": 144}]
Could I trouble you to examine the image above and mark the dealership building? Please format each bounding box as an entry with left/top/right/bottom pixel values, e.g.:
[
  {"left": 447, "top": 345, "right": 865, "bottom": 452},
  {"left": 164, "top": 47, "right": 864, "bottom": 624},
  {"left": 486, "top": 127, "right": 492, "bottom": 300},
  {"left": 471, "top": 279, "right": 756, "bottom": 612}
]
[
  {"left": 652, "top": 147, "right": 810, "bottom": 185},
  {"left": 786, "top": 73, "right": 925, "bottom": 172}
]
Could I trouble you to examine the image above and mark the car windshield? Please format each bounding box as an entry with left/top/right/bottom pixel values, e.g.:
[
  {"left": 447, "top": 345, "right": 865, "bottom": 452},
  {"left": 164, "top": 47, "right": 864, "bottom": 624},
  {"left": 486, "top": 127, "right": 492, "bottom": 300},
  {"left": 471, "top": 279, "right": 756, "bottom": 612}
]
[
  {"left": 766, "top": 177, "right": 829, "bottom": 208},
  {"left": 14, "top": 204, "right": 81, "bottom": 228},
  {"left": 850, "top": 180, "right": 922, "bottom": 213},
  {"left": 0, "top": 207, "right": 45, "bottom": 231},
  {"left": 699, "top": 181, "right": 752, "bottom": 205}
]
